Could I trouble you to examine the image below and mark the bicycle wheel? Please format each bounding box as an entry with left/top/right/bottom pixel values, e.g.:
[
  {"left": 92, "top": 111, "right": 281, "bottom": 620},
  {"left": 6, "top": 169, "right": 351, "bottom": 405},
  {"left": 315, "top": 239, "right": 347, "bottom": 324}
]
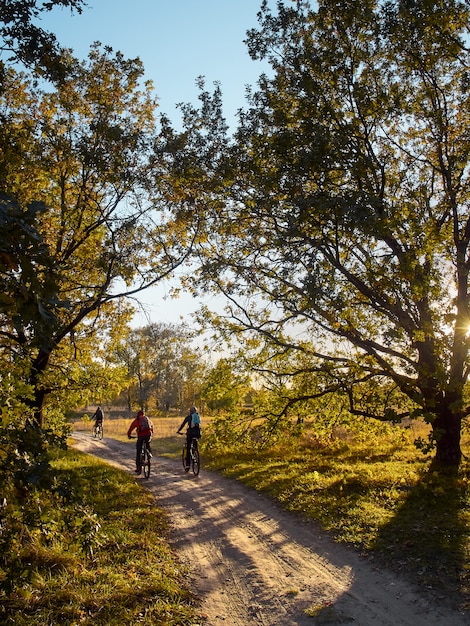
[
  {"left": 92, "top": 425, "right": 97, "bottom": 438},
  {"left": 98, "top": 424, "right": 103, "bottom": 440},
  {"left": 191, "top": 443, "right": 200, "bottom": 476},
  {"left": 142, "top": 452, "right": 150, "bottom": 478},
  {"left": 142, "top": 447, "right": 151, "bottom": 479}
]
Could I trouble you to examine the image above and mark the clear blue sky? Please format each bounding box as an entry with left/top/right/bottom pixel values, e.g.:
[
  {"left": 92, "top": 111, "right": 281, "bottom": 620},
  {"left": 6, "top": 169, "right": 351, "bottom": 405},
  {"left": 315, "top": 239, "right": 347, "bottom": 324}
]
[
  {"left": 40, "top": 0, "right": 275, "bottom": 330},
  {"left": 41, "top": 0, "right": 272, "bottom": 127}
]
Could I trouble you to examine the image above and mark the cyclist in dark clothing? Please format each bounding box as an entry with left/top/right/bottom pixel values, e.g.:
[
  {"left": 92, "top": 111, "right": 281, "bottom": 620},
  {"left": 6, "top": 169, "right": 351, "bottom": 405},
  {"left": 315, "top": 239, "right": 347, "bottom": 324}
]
[
  {"left": 177, "top": 406, "right": 201, "bottom": 469},
  {"left": 92, "top": 405, "right": 103, "bottom": 429}
]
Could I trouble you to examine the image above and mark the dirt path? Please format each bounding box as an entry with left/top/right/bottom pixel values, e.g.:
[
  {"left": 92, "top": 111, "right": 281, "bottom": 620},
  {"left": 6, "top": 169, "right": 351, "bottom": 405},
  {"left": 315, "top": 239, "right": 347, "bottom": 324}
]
[{"left": 71, "top": 432, "right": 469, "bottom": 625}]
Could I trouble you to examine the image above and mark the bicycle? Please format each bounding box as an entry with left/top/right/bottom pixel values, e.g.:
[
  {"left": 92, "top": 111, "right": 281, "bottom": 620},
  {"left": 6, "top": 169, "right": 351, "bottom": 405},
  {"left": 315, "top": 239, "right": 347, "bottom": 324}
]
[
  {"left": 129, "top": 435, "right": 151, "bottom": 479},
  {"left": 92, "top": 421, "right": 103, "bottom": 440},
  {"left": 180, "top": 435, "right": 200, "bottom": 476}
]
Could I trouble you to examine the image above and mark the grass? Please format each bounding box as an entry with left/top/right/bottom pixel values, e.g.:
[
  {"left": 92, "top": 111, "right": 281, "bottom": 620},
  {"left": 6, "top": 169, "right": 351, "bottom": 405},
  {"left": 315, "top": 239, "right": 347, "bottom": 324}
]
[
  {"left": 0, "top": 446, "right": 203, "bottom": 626},
  {"left": 304, "top": 601, "right": 355, "bottom": 623},
  {"left": 22, "top": 412, "right": 470, "bottom": 616}
]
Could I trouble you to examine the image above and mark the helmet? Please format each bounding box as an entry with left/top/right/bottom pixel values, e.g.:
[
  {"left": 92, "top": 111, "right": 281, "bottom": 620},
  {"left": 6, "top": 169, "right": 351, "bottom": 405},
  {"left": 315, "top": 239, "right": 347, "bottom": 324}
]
[
  {"left": 137, "top": 410, "right": 144, "bottom": 417},
  {"left": 190, "top": 406, "right": 197, "bottom": 413}
]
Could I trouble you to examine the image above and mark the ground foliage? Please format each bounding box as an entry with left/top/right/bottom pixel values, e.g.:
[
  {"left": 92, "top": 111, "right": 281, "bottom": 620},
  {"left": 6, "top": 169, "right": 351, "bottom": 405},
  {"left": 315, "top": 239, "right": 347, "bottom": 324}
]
[{"left": 0, "top": 441, "right": 200, "bottom": 625}]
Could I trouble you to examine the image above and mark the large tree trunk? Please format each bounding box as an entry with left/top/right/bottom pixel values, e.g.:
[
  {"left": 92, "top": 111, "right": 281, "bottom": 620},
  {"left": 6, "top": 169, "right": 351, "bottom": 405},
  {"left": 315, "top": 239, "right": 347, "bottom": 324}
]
[
  {"left": 27, "top": 348, "right": 52, "bottom": 428},
  {"left": 31, "top": 387, "right": 47, "bottom": 428},
  {"left": 432, "top": 408, "right": 462, "bottom": 467}
]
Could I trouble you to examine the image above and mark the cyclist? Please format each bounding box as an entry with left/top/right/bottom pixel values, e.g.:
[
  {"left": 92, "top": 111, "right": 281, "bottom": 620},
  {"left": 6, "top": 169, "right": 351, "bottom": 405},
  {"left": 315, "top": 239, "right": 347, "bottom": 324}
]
[
  {"left": 177, "top": 406, "right": 201, "bottom": 470},
  {"left": 92, "top": 406, "right": 103, "bottom": 430},
  {"left": 127, "top": 409, "right": 153, "bottom": 475}
]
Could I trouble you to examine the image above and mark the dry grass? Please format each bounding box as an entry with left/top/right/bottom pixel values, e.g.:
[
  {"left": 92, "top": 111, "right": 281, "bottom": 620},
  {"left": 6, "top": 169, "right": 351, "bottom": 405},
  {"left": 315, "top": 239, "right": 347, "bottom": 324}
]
[
  {"left": 70, "top": 410, "right": 212, "bottom": 456},
  {"left": 72, "top": 415, "right": 182, "bottom": 438}
]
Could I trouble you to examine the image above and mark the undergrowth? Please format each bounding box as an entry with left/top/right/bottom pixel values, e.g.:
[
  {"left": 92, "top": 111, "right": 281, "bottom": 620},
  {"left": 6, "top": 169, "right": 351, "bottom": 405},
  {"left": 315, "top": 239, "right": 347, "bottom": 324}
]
[{"left": 0, "top": 447, "right": 201, "bottom": 625}]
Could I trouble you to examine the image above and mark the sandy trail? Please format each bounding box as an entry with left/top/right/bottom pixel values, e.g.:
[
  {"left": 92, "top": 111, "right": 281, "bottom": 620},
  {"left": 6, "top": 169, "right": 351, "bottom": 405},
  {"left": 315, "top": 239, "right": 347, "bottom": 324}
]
[{"left": 71, "top": 432, "right": 468, "bottom": 625}]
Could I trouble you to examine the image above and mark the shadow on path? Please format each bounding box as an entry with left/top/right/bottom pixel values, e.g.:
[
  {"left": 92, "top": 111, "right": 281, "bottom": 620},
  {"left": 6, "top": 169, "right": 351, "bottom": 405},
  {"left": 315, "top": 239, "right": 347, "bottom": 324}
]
[{"left": 71, "top": 433, "right": 469, "bottom": 626}]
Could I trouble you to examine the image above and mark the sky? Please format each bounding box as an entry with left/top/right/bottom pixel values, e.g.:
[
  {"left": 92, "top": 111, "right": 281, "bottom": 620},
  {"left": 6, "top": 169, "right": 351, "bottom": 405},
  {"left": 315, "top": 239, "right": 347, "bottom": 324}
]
[
  {"left": 41, "top": 0, "right": 271, "bottom": 126},
  {"left": 39, "top": 0, "right": 274, "bottom": 330}
]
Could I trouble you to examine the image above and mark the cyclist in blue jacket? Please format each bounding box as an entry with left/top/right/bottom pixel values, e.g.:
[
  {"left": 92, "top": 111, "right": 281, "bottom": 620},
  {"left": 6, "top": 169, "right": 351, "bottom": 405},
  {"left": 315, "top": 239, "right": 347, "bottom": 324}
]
[{"left": 177, "top": 406, "right": 201, "bottom": 469}]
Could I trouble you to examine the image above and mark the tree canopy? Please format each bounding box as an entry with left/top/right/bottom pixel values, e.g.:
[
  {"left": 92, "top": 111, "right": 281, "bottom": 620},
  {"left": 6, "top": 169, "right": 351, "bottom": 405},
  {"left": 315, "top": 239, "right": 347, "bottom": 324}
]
[
  {"left": 114, "top": 322, "right": 205, "bottom": 412},
  {"left": 169, "top": 0, "right": 470, "bottom": 466},
  {"left": 0, "top": 45, "right": 199, "bottom": 424},
  {"left": 0, "top": 0, "right": 86, "bottom": 80}
]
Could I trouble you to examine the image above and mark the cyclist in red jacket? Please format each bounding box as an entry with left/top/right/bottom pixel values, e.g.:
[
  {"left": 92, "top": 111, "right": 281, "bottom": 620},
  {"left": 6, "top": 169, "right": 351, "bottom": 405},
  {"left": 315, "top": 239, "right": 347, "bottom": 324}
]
[{"left": 127, "top": 410, "right": 153, "bottom": 475}]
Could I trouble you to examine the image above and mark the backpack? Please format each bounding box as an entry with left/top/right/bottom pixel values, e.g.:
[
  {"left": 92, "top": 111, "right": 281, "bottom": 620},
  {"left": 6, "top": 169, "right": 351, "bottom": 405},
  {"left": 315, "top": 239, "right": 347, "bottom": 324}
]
[
  {"left": 190, "top": 412, "right": 201, "bottom": 438},
  {"left": 137, "top": 415, "right": 151, "bottom": 434},
  {"left": 190, "top": 411, "right": 201, "bottom": 428}
]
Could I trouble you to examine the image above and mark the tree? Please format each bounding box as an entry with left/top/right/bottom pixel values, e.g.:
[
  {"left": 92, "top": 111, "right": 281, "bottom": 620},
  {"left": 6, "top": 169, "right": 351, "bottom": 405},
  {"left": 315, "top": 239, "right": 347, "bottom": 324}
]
[
  {"left": 114, "top": 323, "right": 206, "bottom": 412},
  {"left": 180, "top": 0, "right": 470, "bottom": 467},
  {"left": 0, "top": 0, "right": 86, "bottom": 80},
  {"left": 201, "top": 358, "right": 249, "bottom": 413},
  {"left": 0, "top": 46, "right": 198, "bottom": 426}
]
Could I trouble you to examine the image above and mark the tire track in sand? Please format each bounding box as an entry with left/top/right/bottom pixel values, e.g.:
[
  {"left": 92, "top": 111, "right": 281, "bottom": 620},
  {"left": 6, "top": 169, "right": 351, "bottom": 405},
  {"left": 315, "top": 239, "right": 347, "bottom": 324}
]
[{"left": 71, "top": 432, "right": 469, "bottom": 626}]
